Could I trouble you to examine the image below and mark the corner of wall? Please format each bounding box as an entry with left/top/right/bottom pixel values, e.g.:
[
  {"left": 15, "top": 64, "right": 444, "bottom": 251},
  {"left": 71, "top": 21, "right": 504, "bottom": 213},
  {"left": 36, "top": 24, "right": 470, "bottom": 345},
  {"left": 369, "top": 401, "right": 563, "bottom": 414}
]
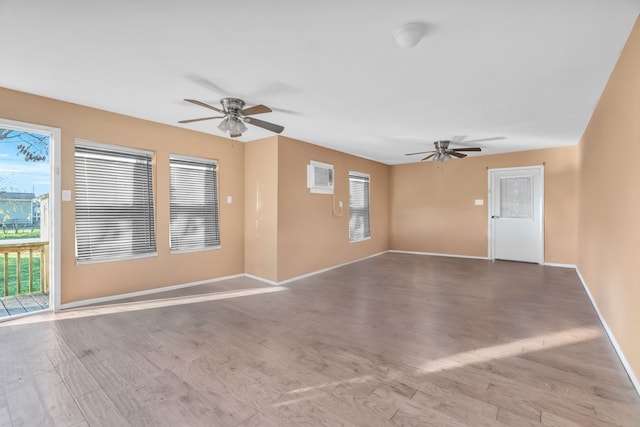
[{"left": 243, "top": 136, "right": 279, "bottom": 282}]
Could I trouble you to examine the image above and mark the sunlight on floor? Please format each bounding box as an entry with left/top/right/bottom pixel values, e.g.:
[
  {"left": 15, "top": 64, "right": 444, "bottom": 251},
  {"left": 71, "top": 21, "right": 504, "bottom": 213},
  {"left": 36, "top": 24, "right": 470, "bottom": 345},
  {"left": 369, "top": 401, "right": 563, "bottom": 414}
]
[
  {"left": 272, "top": 375, "right": 375, "bottom": 407},
  {"left": 0, "top": 286, "right": 287, "bottom": 327},
  {"left": 419, "top": 326, "right": 601, "bottom": 374},
  {"left": 271, "top": 326, "right": 603, "bottom": 408}
]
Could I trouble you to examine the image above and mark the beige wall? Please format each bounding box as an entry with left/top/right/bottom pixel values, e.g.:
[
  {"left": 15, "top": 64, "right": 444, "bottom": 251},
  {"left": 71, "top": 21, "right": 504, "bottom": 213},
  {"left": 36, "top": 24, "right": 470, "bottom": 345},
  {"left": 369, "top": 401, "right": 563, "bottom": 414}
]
[
  {"left": 390, "top": 145, "right": 579, "bottom": 264},
  {"left": 2, "top": 88, "right": 389, "bottom": 298},
  {"left": 0, "top": 88, "right": 245, "bottom": 303},
  {"left": 276, "top": 136, "right": 389, "bottom": 281},
  {"left": 244, "top": 136, "right": 279, "bottom": 282},
  {"left": 0, "top": 86, "right": 581, "bottom": 302},
  {"left": 577, "top": 17, "right": 640, "bottom": 381},
  {"left": 243, "top": 136, "right": 390, "bottom": 282}
]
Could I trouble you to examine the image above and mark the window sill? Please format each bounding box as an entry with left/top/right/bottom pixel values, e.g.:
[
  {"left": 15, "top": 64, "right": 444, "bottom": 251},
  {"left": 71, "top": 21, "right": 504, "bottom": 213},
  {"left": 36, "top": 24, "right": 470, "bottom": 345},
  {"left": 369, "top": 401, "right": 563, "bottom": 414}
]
[
  {"left": 170, "top": 245, "right": 221, "bottom": 255},
  {"left": 349, "top": 237, "right": 371, "bottom": 243},
  {"left": 76, "top": 251, "right": 158, "bottom": 265}
]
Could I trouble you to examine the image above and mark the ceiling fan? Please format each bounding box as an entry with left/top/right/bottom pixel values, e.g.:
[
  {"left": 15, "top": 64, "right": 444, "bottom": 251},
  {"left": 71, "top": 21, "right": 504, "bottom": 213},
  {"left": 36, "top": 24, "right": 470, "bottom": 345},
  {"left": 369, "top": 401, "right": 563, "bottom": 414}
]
[
  {"left": 405, "top": 136, "right": 505, "bottom": 162},
  {"left": 179, "top": 98, "right": 284, "bottom": 138}
]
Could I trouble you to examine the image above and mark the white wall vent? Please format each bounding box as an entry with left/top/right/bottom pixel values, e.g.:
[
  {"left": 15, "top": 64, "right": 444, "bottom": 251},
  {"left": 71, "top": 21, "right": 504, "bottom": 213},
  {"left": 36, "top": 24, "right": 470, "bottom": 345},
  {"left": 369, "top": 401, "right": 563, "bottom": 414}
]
[{"left": 307, "top": 161, "right": 334, "bottom": 194}]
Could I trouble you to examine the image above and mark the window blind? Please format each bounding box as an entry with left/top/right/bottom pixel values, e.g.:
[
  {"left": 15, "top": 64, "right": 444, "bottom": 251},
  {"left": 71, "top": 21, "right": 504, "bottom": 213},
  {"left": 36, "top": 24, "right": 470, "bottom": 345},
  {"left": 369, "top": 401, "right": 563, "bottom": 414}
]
[
  {"left": 74, "top": 142, "right": 156, "bottom": 263},
  {"left": 169, "top": 155, "right": 220, "bottom": 252},
  {"left": 349, "top": 172, "right": 370, "bottom": 241}
]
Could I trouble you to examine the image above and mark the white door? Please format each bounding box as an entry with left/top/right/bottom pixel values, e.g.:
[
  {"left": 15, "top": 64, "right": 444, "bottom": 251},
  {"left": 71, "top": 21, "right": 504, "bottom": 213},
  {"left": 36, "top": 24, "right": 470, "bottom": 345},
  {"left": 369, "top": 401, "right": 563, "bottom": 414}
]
[{"left": 489, "top": 166, "right": 544, "bottom": 264}]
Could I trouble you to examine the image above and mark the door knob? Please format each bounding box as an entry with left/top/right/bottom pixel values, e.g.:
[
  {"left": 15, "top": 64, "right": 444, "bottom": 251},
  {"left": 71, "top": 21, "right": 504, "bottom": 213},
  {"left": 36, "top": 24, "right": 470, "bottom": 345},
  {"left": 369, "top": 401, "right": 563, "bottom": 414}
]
[{"left": 491, "top": 215, "right": 500, "bottom": 219}]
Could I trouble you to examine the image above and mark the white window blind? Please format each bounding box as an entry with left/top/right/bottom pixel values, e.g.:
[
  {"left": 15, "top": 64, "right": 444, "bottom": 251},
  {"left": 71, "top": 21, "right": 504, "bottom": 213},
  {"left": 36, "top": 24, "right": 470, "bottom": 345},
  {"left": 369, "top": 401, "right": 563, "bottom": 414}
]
[
  {"left": 349, "top": 172, "right": 370, "bottom": 242},
  {"left": 74, "top": 141, "right": 156, "bottom": 263},
  {"left": 169, "top": 155, "right": 220, "bottom": 252}
]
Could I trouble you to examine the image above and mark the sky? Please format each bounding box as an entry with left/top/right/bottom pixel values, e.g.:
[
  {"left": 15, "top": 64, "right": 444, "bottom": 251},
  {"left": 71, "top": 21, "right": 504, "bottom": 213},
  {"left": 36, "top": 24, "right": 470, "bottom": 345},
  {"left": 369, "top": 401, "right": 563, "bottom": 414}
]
[{"left": 0, "top": 130, "right": 50, "bottom": 196}]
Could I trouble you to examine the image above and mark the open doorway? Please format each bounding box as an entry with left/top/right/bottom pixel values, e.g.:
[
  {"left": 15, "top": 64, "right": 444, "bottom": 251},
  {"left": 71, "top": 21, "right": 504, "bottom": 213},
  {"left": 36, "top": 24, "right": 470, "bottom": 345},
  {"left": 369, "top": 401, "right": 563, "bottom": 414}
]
[{"left": 0, "top": 119, "right": 60, "bottom": 319}]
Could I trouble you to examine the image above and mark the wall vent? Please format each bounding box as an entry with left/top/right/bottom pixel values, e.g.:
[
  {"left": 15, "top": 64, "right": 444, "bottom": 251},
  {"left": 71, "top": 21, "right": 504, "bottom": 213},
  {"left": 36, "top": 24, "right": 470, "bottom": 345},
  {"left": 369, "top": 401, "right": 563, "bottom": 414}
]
[{"left": 307, "top": 161, "right": 334, "bottom": 194}]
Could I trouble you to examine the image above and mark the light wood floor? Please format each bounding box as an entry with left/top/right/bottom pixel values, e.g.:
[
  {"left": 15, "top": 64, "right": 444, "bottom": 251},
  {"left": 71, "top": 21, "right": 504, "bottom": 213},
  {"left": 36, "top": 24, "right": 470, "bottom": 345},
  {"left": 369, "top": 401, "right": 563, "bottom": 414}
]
[{"left": 0, "top": 253, "right": 639, "bottom": 426}]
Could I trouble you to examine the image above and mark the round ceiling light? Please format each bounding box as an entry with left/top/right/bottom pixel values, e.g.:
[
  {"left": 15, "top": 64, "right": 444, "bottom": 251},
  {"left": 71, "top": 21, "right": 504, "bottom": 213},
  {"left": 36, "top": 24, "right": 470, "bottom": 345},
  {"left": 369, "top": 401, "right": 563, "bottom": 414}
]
[{"left": 393, "top": 22, "right": 425, "bottom": 48}]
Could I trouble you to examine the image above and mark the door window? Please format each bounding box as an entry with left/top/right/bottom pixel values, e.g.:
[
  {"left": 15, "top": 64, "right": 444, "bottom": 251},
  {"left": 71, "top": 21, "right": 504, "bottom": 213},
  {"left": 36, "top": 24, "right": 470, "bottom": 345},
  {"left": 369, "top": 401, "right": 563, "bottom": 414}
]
[{"left": 500, "top": 176, "right": 532, "bottom": 219}]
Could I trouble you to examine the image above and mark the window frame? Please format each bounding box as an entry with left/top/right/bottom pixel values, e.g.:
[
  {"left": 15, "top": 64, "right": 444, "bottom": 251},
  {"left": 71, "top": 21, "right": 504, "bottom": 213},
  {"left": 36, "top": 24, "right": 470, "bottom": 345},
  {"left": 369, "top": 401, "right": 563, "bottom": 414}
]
[
  {"left": 169, "top": 154, "right": 221, "bottom": 254},
  {"left": 348, "top": 171, "right": 371, "bottom": 242},
  {"left": 74, "top": 139, "right": 157, "bottom": 265}
]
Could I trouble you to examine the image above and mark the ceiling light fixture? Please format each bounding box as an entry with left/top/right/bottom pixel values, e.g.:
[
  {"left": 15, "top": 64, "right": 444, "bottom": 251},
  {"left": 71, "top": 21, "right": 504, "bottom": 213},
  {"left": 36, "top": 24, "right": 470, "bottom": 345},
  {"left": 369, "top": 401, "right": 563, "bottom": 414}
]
[
  {"left": 433, "top": 151, "right": 453, "bottom": 162},
  {"left": 393, "top": 22, "right": 425, "bottom": 48},
  {"left": 217, "top": 116, "right": 247, "bottom": 136}
]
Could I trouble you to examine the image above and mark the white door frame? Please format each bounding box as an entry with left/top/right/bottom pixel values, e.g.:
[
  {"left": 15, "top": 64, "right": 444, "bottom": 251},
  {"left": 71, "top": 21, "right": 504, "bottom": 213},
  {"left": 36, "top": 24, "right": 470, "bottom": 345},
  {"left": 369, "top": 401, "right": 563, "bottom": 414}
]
[
  {"left": 487, "top": 165, "right": 544, "bottom": 264},
  {"left": 0, "top": 118, "right": 61, "bottom": 311}
]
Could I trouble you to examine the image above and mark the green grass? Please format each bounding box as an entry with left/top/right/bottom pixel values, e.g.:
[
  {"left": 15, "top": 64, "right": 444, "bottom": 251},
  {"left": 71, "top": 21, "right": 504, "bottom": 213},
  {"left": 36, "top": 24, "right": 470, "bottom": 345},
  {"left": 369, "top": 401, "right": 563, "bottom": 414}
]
[
  {"left": 0, "top": 251, "right": 44, "bottom": 297},
  {"left": 0, "top": 227, "right": 40, "bottom": 240}
]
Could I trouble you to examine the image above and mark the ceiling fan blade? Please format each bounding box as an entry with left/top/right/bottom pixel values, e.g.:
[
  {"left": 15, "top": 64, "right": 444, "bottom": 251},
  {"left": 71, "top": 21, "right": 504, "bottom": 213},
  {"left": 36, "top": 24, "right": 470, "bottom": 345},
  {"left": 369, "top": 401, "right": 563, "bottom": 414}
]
[
  {"left": 247, "top": 82, "right": 296, "bottom": 101},
  {"left": 449, "top": 151, "right": 467, "bottom": 158},
  {"left": 421, "top": 153, "right": 436, "bottom": 161},
  {"left": 452, "top": 147, "right": 481, "bottom": 152},
  {"left": 185, "top": 75, "right": 231, "bottom": 97},
  {"left": 230, "top": 133, "right": 242, "bottom": 138},
  {"left": 450, "top": 135, "right": 467, "bottom": 143},
  {"left": 243, "top": 116, "right": 284, "bottom": 134},
  {"left": 405, "top": 150, "right": 434, "bottom": 156},
  {"left": 270, "top": 106, "right": 300, "bottom": 115},
  {"left": 241, "top": 104, "right": 272, "bottom": 116},
  {"left": 460, "top": 136, "right": 506, "bottom": 144},
  {"left": 184, "top": 99, "right": 224, "bottom": 113},
  {"left": 178, "top": 116, "right": 224, "bottom": 124}
]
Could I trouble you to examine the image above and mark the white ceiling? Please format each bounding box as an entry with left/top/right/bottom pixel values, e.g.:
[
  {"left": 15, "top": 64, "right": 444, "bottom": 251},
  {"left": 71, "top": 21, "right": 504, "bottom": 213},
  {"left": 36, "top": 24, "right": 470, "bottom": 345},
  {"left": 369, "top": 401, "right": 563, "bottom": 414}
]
[{"left": 2, "top": 1, "right": 639, "bottom": 164}]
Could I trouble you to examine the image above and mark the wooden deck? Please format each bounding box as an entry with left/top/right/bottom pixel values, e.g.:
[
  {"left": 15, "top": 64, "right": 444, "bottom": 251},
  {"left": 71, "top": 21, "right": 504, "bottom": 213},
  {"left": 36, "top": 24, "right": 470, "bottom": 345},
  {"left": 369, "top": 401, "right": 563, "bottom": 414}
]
[{"left": 0, "top": 293, "right": 49, "bottom": 317}]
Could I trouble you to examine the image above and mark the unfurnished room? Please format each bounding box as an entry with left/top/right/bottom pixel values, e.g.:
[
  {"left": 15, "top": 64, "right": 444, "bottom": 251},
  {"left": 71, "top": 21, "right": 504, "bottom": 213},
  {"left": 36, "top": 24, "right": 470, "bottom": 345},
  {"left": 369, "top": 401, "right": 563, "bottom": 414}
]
[{"left": 1, "top": 1, "right": 640, "bottom": 425}]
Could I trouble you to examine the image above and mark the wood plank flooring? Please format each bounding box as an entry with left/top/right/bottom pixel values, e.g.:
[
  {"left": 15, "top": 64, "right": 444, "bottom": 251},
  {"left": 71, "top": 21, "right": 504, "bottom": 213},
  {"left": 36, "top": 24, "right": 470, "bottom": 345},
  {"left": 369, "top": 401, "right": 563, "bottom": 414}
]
[{"left": 0, "top": 253, "right": 638, "bottom": 426}]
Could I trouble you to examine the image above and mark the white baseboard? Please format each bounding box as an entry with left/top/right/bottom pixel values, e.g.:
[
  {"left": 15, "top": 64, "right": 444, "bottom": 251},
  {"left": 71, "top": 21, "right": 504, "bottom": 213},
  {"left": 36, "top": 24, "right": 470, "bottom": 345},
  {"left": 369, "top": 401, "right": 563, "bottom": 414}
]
[
  {"left": 388, "top": 250, "right": 490, "bottom": 260},
  {"left": 58, "top": 273, "right": 245, "bottom": 310},
  {"left": 244, "top": 274, "right": 278, "bottom": 286},
  {"left": 575, "top": 267, "right": 640, "bottom": 396},
  {"left": 60, "top": 251, "right": 389, "bottom": 309},
  {"left": 392, "top": 252, "right": 577, "bottom": 268},
  {"left": 245, "top": 251, "right": 388, "bottom": 286},
  {"left": 543, "top": 262, "right": 577, "bottom": 268}
]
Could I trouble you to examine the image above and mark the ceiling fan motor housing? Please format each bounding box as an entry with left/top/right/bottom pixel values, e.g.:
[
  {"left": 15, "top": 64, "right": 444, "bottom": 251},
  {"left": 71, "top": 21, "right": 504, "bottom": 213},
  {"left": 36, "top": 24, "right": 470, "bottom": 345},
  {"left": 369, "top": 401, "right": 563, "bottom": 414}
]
[
  {"left": 434, "top": 140, "right": 450, "bottom": 151},
  {"left": 221, "top": 97, "right": 246, "bottom": 115}
]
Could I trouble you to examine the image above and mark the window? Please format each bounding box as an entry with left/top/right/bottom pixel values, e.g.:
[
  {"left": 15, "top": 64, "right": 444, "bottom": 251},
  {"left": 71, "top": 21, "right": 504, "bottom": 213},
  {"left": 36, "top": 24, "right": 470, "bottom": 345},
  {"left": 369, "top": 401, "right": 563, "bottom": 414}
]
[
  {"left": 500, "top": 176, "right": 532, "bottom": 219},
  {"left": 169, "top": 155, "right": 220, "bottom": 252},
  {"left": 349, "top": 172, "right": 370, "bottom": 242},
  {"left": 74, "top": 141, "right": 156, "bottom": 263}
]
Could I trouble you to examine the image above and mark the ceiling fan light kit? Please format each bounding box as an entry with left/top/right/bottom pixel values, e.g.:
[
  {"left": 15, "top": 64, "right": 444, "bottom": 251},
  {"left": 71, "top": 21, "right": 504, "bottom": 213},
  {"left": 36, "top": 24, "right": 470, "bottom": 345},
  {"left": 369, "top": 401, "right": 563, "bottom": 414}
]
[
  {"left": 393, "top": 22, "right": 425, "bottom": 48},
  {"left": 405, "top": 137, "right": 496, "bottom": 162},
  {"left": 433, "top": 152, "right": 453, "bottom": 162},
  {"left": 217, "top": 116, "right": 247, "bottom": 135},
  {"left": 179, "top": 97, "right": 284, "bottom": 138}
]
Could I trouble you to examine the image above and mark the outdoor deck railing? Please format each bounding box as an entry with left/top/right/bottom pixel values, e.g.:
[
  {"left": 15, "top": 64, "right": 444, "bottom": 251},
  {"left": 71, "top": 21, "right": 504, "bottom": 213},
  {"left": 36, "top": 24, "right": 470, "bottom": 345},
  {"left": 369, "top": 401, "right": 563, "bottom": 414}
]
[{"left": 0, "top": 241, "right": 49, "bottom": 297}]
